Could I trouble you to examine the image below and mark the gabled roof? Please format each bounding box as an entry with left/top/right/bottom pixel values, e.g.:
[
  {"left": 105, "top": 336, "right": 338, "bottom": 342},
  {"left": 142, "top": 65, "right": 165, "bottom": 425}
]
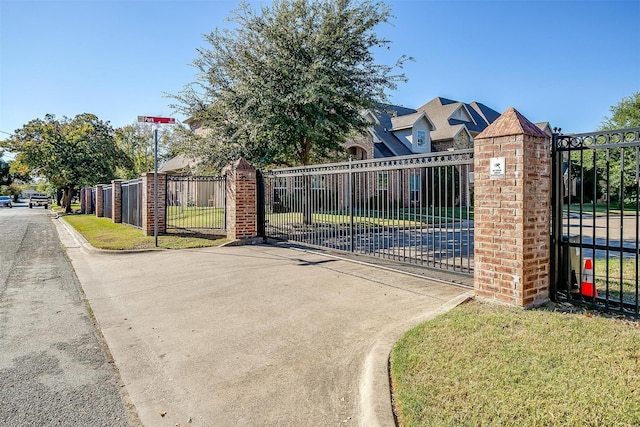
[
  {"left": 417, "top": 97, "right": 500, "bottom": 140},
  {"left": 368, "top": 105, "right": 417, "bottom": 156},
  {"left": 361, "top": 109, "right": 380, "bottom": 126},
  {"left": 390, "top": 111, "right": 435, "bottom": 131},
  {"left": 374, "top": 142, "right": 396, "bottom": 158},
  {"left": 431, "top": 123, "right": 470, "bottom": 143},
  {"left": 535, "top": 121, "right": 553, "bottom": 136},
  {"left": 469, "top": 101, "right": 501, "bottom": 125},
  {"left": 159, "top": 154, "right": 200, "bottom": 174},
  {"left": 371, "top": 124, "right": 414, "bottom": 156}
]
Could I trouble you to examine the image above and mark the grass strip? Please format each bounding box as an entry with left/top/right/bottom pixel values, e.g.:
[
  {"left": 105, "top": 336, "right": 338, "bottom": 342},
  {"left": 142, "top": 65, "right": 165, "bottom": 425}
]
[
  {"left": 62, "top": 214, "right": 227, "bottom": 250},
  {"left": 391, "top": 301, "right": 640, "bottom": 427}
]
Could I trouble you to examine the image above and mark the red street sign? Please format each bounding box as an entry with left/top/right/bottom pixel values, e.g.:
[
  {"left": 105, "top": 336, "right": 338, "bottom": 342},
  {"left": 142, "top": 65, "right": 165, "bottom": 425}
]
[{"left": 138, "top": 116, "right": 176, "bottom": 124}]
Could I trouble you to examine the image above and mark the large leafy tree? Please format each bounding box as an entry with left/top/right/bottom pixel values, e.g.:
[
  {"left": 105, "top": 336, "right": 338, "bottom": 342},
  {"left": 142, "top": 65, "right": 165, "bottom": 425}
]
[
  {"left": 1, "top": 113, "right": 130, "bottom": 212},
  {"left": 171, "top": 0, "right": 409, "bottom": 169}
]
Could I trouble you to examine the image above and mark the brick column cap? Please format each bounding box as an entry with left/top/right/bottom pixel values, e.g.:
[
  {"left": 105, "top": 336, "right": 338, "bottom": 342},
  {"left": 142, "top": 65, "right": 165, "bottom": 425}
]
[
  {"left": 223, "top": 157, "right": 255, "bottom": 174},
  {"left": 477, "top": 107, "right": 548, "bottom": 139}
]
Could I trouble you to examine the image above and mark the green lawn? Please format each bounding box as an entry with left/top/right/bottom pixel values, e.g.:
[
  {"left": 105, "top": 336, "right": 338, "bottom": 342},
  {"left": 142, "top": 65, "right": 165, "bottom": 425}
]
[
  {"left": 594, "top": 257, "right": 639, "bottom": 304},
  {"left": 62, "top": 214, "right": 227, "bottom": 250},
  {"left": 568, "top": 203, "right": 638, "bottom": 216},
  {"left": 166, "top": 206, "right": 225, "bottom": 229},
  {"left": 391, "top": 301, "right": 640, "bottom": 427},
  {"left": 52, "top": 203, "right": 81, "bottom": 213}
]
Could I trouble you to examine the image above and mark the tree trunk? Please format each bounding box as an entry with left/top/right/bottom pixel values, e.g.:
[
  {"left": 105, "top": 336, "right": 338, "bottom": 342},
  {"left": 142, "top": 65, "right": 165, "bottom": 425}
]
[{"left": 63, "top": 188, "right": 74, "bottom": 213}]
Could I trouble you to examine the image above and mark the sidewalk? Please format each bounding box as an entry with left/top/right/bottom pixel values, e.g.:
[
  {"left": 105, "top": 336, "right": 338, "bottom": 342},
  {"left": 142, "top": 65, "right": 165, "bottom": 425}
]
[{"left": 55, "top": 218, "right": 470, "bottom": 426}]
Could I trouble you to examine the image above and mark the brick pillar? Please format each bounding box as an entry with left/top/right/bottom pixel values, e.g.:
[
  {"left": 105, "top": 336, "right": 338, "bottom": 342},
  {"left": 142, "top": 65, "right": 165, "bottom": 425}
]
[
  {"left": 473, "top": 107, "right": 551, "bottom": 308},
  {"left": 112, "top": 180, "right": 123, "bottom": 223},
  {"left": 82, "top": 187, "right": 89, "bottom": 214},
  {"left": 141, "top": 172, "right": 167, "bottom": 236},
  {"left": 225, "top": 158, "right": 257, "bottom": 240},
  {"left": 96, "top": 185, "right": 104, "bottom": 217}
]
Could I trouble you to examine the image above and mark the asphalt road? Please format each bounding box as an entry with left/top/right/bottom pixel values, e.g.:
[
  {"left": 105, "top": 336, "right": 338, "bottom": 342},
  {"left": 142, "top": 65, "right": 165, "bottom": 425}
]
[{"left": 0, "top": 205, "right": 137, "bottom": 426}]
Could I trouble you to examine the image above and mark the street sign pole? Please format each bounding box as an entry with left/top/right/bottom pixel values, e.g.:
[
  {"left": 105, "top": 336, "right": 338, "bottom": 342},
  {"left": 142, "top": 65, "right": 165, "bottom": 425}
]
[
  {"left": 138, "top": 116, "right": 176, "bottom": 247},
  {"left": 153, "top": 126, "right": 159, "bottom": 247}
]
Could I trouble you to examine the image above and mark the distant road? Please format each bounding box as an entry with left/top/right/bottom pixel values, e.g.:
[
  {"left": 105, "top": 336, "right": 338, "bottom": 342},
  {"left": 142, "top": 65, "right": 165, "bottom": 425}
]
[{"left": 0, "top": 207, "right": 136, "bottom": 426}]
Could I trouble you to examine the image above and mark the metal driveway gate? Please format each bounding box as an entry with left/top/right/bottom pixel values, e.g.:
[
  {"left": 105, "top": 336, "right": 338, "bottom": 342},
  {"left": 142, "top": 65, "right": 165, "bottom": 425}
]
[
  {"left": 166, "top": 175, "right": 226, "bottom": 233},
  {"left": 552, "top": 127, "right": 640, "bottom": 316},
  {"left": 261, "top": 150, "right": 474, "bottom": 279}
]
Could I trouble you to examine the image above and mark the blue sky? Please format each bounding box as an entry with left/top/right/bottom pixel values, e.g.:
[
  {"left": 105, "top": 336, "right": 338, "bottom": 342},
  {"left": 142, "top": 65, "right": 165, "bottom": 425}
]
[{"left": 1, "top": 0, "right": 639, "bottom": 145}]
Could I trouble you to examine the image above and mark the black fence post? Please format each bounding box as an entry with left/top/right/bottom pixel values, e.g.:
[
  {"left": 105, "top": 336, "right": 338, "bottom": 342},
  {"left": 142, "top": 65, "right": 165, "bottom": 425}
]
[{"left": 256, "top": 170, "right": 266, "bottom": 241}]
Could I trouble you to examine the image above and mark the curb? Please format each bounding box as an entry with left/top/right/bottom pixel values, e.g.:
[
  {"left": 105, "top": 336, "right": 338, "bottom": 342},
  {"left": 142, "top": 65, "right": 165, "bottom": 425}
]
[
  {"left": 53, "top": 216, "right": 165, "bottom": 254},
  {"left": 358, "top": 291, "right": 473, "bottom": 427}
]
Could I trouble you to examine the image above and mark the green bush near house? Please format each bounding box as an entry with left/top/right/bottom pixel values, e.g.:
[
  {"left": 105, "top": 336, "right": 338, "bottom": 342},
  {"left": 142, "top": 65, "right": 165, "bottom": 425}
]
[{"left": 391, "top": 301, "right": 640, "bottom": 427}]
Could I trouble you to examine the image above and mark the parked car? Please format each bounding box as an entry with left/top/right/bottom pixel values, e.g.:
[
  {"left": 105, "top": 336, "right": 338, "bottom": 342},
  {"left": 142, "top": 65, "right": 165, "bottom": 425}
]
[
  {"left": 29, "top": 193, "right": 50, "bottom": 209},
  {"left": 0, "top": 196, "right": 12, "bottom": 208}
]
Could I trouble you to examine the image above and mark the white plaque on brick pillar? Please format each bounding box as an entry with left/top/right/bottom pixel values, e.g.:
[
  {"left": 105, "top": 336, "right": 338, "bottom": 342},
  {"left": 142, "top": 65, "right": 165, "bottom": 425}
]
[{"left": 490, "top": 157, "right": 506, "bottom": 180}]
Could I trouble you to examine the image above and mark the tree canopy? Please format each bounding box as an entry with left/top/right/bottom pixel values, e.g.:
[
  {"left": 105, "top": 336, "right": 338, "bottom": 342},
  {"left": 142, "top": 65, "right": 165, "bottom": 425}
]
[
  {"left": 114, "top": 123, "right": 180, "bottom": 179},
  {"left": 600, "top": 92, "right": 640, "bottom": 130},
  {"left": 1, "top": 113, "right": 129, "bottom": 212},
  {"left": 0, "top": 152, "right": 10, "bottom": 187},
  {"left": 171, "top": 0, "right": 409, "bottom": 169},
  {"left": 571, "top": 92, "right": 640, "bottom": 206}
]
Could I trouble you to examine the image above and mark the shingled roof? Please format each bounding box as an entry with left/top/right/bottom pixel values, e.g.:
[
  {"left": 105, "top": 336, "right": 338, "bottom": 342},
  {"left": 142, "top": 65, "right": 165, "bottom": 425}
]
[
  {"left": 416, "top": 97, "right": 501, "bottom": 141},
  {"left": 158, "top": 154, "right": 200, "bottom": 174}
]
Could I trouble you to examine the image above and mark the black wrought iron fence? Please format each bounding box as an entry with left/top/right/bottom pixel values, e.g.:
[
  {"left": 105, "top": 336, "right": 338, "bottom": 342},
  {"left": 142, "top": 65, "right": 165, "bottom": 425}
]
[
  {"left": 102, "top": 184, "right": 113, "bottom": 219},
  {"left": 166, "top": 175, "right": 226, "bottom": 232},
  {"left": 552, "top": 127, "right": 640, "bottom": 316},
  {"left": 262, "top": 150, "right": 474, "bottom": 276},
  {"left": 122, "top": 178, "right": 142, "bottom": 228}
]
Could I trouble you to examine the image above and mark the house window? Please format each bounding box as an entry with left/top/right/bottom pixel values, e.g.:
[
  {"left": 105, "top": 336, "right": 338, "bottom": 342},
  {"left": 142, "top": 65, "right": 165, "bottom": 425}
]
[
  {"left": 377, "top": 173, "right": 388, "bottom": 191},
  {"left": 410, "top": 173, "right": 421, "bottom": 205},
  {"left": 417, "top": 130, "right": 426, "bottom": 147},
  {"left": 376, "top": 172, "right": 389, "bottom": 207}
]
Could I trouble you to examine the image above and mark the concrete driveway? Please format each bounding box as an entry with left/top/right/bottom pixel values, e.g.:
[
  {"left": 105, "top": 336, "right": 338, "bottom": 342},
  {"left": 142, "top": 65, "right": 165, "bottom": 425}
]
[{"left": 56, "top": 218, "right": 469, "bottom": 427}]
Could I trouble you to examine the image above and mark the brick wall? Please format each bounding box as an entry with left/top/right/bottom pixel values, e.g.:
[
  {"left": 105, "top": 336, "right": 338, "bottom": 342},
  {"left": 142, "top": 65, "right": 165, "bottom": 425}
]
[{"left": 473, "top": 107, "right": 551, "bottom": 307}]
